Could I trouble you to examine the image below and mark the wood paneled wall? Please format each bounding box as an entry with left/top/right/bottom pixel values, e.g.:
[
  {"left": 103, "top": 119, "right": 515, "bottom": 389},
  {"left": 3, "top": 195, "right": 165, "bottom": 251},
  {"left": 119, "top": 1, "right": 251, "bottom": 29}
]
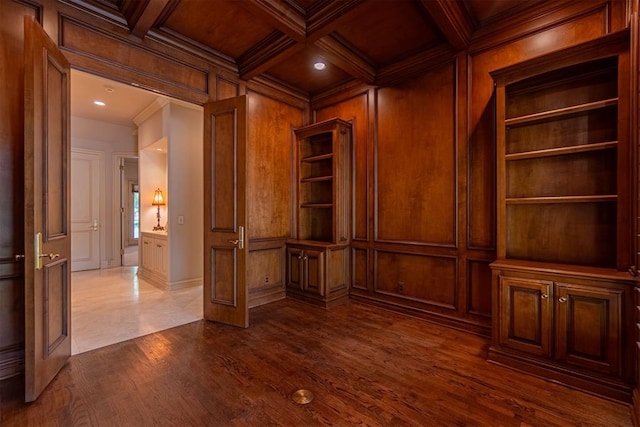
[
  {"left": 245, "top": 91, "right": 305, "bottom": 307},
  {"left": 313, "top": 0, "right": 628, "bottom": 334},
  {"left": 0, "top": 0, "right": 634, "bottom": 381}
]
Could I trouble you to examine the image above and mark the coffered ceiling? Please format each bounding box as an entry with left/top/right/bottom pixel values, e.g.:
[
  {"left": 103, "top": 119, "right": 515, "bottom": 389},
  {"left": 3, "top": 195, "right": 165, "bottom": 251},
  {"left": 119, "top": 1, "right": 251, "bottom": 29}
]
[{"left": 67, "top": 0, "right": 541, "bottom": 97}]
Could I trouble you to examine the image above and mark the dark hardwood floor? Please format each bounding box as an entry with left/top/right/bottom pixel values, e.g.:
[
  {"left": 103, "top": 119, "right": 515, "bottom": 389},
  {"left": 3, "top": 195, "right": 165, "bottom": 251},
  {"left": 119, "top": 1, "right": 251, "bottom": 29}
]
[{"left": 0, "top": 299, "right": 632, "bottom": 426}]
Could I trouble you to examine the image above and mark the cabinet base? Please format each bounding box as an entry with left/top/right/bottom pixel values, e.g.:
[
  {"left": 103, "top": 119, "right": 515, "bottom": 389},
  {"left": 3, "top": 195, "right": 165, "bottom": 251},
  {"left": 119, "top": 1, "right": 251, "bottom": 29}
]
[
  {"left": 632, "top": 388, "right": 640, "bottom": 426},
  {"left": 0, "top": 344, "right": 23, "bottom": 380},
  {"left": 488, "top": 347, "right": 633, "bottom": 404},
  {"left": 286, "top": 290, "right": 349, "bottom": 309}
]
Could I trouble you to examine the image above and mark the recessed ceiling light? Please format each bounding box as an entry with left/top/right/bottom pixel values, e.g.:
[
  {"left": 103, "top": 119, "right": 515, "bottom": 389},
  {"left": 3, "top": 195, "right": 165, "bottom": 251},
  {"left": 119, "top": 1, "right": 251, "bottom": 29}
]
[
  {"left": 93, "top": 100, "right": 106, "bottom": 106},
  {"left": 313, "top": 62, "right": 326, "bottom": 70}
]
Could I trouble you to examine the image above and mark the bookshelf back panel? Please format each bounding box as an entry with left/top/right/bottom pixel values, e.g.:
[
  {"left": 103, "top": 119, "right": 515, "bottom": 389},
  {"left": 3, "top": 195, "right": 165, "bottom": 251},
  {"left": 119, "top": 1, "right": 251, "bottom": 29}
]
[
  {"left": 506, "top": 202, "right": 616, "bottom": 267},
  {"left": 299, "top": 207, "right": 333, "bottom": 242},
  {"left": 300, "top": 181, "right": 333, "bottom": 205},
  {"left": 301, "top": 158, "right": 333, "bottom": 179},
  {"left": 300, "top": 133, "right": 333, "bottom": 158},
  {"left": 506, "top": 58, "right": 618, "bottom": 119},
  {"left": 506, "top": 149, "right": 617, "bottom": 198},
  {"left": 506, "top": 107, "right": 617, "bottom": 154}
]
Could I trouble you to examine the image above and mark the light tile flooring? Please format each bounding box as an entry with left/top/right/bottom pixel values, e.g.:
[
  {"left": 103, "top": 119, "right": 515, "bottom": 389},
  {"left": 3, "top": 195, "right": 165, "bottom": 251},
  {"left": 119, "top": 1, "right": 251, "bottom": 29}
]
[{"left": 71, "top": 266, "right": 203, "bottom": 355}]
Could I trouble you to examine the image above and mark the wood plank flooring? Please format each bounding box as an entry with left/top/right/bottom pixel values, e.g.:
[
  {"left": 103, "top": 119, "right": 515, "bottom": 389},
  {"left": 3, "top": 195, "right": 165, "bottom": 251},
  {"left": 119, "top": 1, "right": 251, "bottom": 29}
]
[{"left": 0, "top": 299, "right": 633, "bottom": 426}]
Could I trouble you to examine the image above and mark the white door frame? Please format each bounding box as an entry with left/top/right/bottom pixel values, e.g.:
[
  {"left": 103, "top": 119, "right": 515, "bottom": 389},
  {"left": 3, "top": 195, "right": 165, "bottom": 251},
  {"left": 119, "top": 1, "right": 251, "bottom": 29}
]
[
  {"left": 112, "top": 152, "right": 139, "bottom": 266},
  {"left": 71, "top": 147, "right": 105, "bottom": 271}
]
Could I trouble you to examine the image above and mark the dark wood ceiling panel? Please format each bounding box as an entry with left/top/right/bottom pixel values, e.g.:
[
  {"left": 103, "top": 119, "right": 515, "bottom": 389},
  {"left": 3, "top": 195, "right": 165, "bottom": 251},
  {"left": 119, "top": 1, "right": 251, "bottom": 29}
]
[
  {"left": 159, "top": 0, "right": 275, "bottom": 58},
  {"left": 465, "top": 0, "right": 540, "bottom": 24},
  {"left": 331, "top": 0, "right": 442, "bottom": 67},
  {"left": 264, "top": 45, "right": 353, "bottom": 95},
  {"left": 66, "top": 0, "right": 561, "bottom": 97}
]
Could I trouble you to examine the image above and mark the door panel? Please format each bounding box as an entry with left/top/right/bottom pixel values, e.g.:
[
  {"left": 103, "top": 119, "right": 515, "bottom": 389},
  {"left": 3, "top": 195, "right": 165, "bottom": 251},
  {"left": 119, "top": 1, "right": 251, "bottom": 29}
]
[
  {"left": 23, "top": 16, "right": 72, "bottom": 402},
  {"left": 203, "top": 96, "right": 248, "bottom": 328},
  {"left": 71, "top": 149, "right": 101, "bottom": 271}
]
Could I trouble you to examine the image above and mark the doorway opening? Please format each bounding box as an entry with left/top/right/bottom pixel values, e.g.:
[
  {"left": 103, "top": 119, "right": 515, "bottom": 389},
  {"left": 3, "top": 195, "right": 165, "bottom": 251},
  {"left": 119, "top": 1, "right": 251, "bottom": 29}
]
[
  {"left": 120, "top": 156, "right": 139, "bottom": 267},
  {"left": 70, "top": 69, "right": 203, "bottom": 355}
]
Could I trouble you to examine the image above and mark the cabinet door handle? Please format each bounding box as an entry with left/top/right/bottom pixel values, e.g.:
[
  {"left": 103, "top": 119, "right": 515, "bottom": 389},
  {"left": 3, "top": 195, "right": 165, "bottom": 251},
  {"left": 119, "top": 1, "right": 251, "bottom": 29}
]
[
  {"left": 558, "top": 296, "right": 567, "bottom": 303},
  {"left": 540, "top": 294, "right": 548, "bottom": 300}
]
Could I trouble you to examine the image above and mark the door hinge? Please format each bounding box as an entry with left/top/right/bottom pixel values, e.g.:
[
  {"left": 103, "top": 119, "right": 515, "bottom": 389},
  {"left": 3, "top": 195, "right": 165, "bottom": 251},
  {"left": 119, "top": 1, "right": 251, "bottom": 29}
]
[
  {"left": 121, "top": 207, "right": 125, "bottom": 213},
  {"left": 119, "top": 165, "right": 124, "bottom": 171},
  {"left": 120, "top": 249, "right": 125, "bottom": 255}
]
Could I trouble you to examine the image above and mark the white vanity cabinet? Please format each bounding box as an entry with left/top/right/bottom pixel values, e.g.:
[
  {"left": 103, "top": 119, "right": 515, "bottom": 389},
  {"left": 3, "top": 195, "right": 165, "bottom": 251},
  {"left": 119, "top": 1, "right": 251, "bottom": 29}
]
[{"left": 139, "top": 231, "right": 168, "bottom": 288}]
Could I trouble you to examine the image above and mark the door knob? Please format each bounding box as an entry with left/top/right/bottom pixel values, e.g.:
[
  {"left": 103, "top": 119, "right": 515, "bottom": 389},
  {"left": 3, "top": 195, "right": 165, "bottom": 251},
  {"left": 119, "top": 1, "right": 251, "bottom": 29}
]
[{"left": 91, "top": 219, "right": 98, "bottom": 231}]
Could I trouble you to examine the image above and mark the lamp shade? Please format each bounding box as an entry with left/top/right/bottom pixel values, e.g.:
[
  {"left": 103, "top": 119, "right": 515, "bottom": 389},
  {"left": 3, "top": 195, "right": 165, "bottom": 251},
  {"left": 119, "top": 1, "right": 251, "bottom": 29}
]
[{"left": 152, "top": 188, "right": 165, "bottom": 206}]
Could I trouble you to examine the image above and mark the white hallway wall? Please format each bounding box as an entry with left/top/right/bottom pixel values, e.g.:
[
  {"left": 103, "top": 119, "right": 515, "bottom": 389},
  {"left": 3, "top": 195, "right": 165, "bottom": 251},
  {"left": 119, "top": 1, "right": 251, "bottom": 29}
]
[{"left": 71, "top": 116, "right": 137, "bottom": 268}]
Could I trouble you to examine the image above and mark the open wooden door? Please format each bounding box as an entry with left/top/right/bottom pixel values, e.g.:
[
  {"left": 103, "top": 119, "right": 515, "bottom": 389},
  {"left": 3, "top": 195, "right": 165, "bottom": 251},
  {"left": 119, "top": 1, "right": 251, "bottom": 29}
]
[
  {"left": 203, "top": 96, "right": 248, "bottom": 328},
  {"left": 23, "top": 16, "right": 72, "bottom": 402}
]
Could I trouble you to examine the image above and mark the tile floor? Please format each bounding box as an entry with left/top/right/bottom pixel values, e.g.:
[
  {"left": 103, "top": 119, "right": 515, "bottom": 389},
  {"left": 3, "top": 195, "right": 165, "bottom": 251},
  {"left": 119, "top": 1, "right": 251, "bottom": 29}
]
[{"left": 71, "top": 266, "right": 203, "bottom": 355}]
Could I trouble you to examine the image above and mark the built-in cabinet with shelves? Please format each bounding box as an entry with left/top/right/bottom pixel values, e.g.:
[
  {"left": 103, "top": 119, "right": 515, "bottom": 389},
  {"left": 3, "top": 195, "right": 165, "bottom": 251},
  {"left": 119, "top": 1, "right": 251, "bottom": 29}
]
[
  {"left": 286, "top": 118, "right": 351, "bottom": 307},
  {"left": 489, "top": 31, "right": 636, "bottom": 402}
]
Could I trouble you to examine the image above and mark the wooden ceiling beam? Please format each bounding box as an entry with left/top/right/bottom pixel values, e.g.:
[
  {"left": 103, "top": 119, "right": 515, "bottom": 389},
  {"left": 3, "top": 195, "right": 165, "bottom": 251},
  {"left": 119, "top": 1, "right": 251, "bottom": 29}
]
[
  {"left": 314, "top": 36, "right": 376, "bottom": 84},
  {"left": 237, "top": 32, "right": 303, "bottom": 80},
  {"left": 417, "top": 0, "right": 474, "bottom": 51},
  {"left": 121, "top": 0, "right": 172, "bottom": 39},
  {"left": 306, "top": 0, "right": 366, "bottom": 41},
  {"left": 239, "top": 0, "right": 306, "bottom": 42}
]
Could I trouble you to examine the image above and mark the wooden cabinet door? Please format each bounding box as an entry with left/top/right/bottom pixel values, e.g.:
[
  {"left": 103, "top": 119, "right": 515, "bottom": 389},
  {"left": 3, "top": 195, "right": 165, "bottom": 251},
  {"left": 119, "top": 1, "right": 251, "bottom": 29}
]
[
  {"left": 555, "top": 283, "right": 623, "bottom": 376},
  {"left": 287, "top": 247, "right": 303, "bottom": 290},
  {"left": 303, "top": 249, "right": 324, "bottom": 297},
  {"left": 155, "top": 238, "right": 168, "bottom": 277},
  {"left": 499, "top": 276, "right": 552, "bottom": 357},
  {"left": 141, "top": 236, "right": 154, "bottom": 270}
]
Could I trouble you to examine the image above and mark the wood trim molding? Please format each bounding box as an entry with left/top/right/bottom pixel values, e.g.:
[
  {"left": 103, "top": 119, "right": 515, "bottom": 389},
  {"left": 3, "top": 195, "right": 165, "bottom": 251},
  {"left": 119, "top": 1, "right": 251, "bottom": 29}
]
[
  {"left": 238, "top": 31, "right": 301, "bottom": 81},
  {"left": 490, "top": 29, "right": 629, "bottom": 84},
  {"left": 246, "top": 76, "right": 309, "bottom": 109},
  {"left": 240, "top": 0, "right": 306, "bottom": 41},
  {"left": 314, "top": 35, "right": 376, "bottom": 84},
  {"left": 125, "top": 0, "right": 172, "bottom": 39},
  {"left": 374, "top": 43, "right": 457, "bottom": 88},
  {"left": 632, "top": 388, "right": 640, "bottom": 426},
  {"left": 470, "top": 0, "right": 611, "bottom": 54},
  {"left": 310, "top": 80, "right": 369, "bottom": 111},
  {"left": 59, "top": 0, "right": 129, "bottom": 27},
  {"left": 0, "top": 344, "right": 24, "bottom": 381},
  {"left": 417, "top": 0, "right": 474, "bottom": 50},
  {"left": 306, "top": 0, "right": 365, "bottom": 40}
]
